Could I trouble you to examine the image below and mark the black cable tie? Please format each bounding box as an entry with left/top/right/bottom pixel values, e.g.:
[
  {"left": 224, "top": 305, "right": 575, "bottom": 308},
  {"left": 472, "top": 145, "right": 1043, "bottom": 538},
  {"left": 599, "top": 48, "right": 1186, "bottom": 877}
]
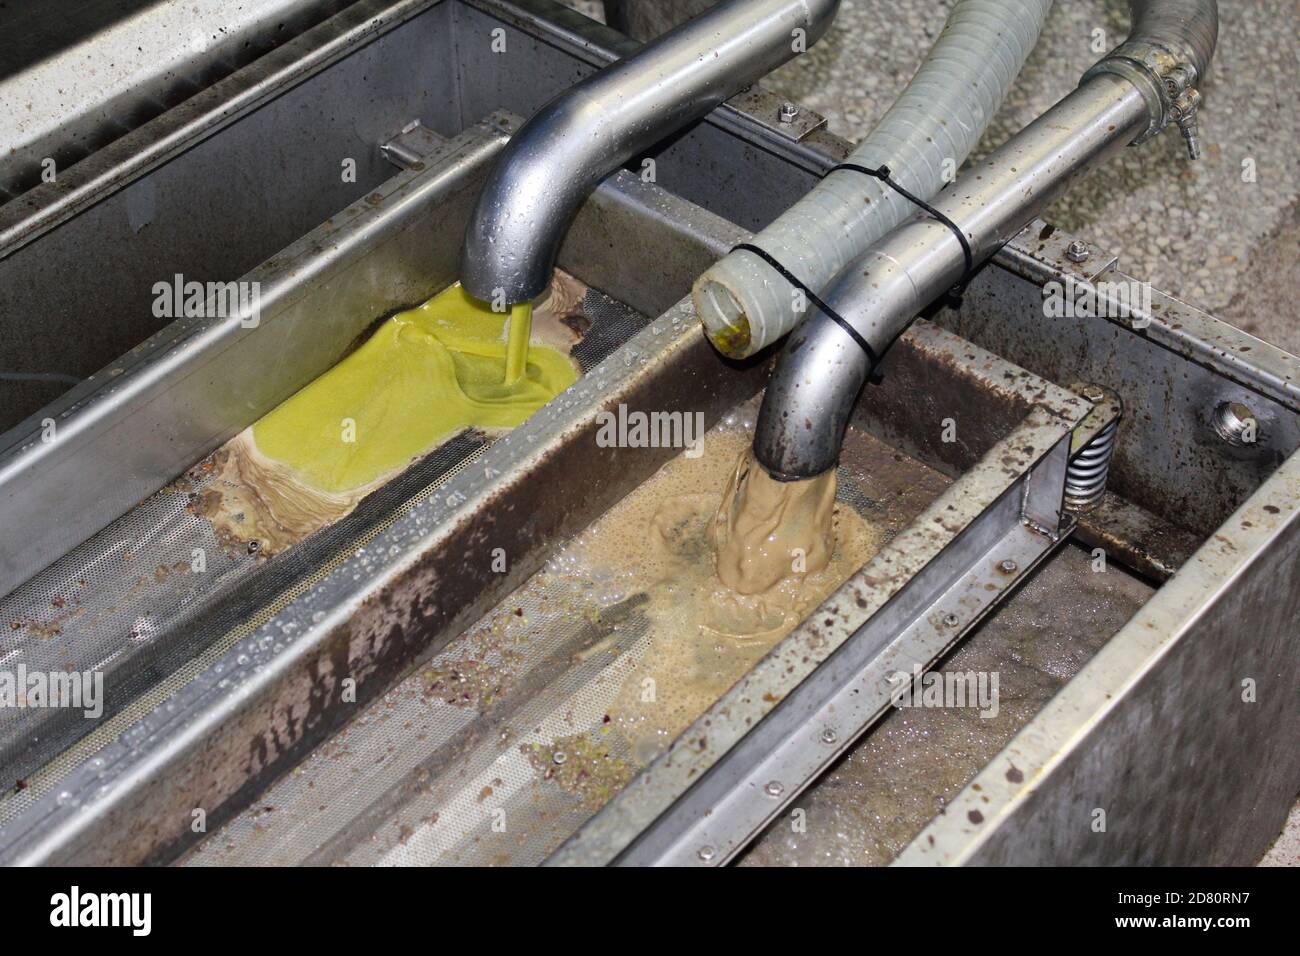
[
  {"left": 731, "top": 242, "right": 879, "bottom": 367},
  {"left": 827, "top": 162, "right": 975, "bottom": 295}
]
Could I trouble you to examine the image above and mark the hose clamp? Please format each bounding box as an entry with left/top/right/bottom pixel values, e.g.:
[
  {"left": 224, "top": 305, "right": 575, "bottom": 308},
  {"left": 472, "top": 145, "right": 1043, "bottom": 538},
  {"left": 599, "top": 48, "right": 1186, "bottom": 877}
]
[{"left": 1082, "top": 40, "right": 1203, "bottom": 158}]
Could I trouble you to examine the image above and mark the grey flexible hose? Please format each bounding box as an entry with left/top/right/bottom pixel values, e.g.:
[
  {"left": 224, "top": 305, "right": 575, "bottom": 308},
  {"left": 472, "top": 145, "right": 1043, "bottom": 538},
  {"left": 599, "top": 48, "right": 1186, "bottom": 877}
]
[{"left": 693, "top": 0, "right": 1055, "bottom": 358}]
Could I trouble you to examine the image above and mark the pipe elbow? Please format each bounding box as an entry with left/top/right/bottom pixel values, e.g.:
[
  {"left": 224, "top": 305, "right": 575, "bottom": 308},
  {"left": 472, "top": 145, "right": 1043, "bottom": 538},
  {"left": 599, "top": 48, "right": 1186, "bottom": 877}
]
[
  {"left": 460, "top": 98, "right": 598, "bottom": 304},
  {"left": 460, "top": 0, "right": 841, "bottom": 305},
  {"left": 754, "top": 247, "right": 925, "bottom": 480},
  {"left": 753, "top": 317, "right": 871, "bottom": 481}
]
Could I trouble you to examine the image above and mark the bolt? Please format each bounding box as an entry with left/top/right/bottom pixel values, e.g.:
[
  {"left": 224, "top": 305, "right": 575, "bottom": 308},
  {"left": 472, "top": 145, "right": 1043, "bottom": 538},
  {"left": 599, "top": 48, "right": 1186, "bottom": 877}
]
[
  {"left": 697, "top": 845, "right": 716, "bottom": 862},
  {"left": 820, "top": 727, "right": 838, "bottom": 745},
  {"left": 1178, "top": 110, "right": 1202, "bottom": 160},
  {"left": 943, "top": 613, "right": 960, "bottom": 628},
  {"left": 999, "top": 559, "right": 1019, "bottom": 574},
  {"left": 1065, "top": 239, "right": 1090, "bottom": 263},
  {"left": 247, "top": 540, "right": 261, "bottom": 555},
  {"left": 778, "top": 102, "right": 799, "bottom": 125},
  {"left": 765, "top": 780, "right": 785, "bottom": 798},
  {"left": 1172, "top": 87, "right": 1203, "bottom": 160},
  {"left": 552, "top": 751, "right": 567, "bottom": 766},
  {"left": 1081, "top": 384, "right": 1107, "bottom": 403}
]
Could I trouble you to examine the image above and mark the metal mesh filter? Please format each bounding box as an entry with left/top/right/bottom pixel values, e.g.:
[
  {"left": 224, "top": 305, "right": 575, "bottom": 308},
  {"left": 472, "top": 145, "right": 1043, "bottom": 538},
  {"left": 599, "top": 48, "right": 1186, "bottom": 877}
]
[
  {"left": 0, "top": 459, "right": 263, "bottom": 786},
  {"left": 0, "top": 285, "right": 646, "bottom": 827},
  {"left": 184, "top": 416, "right": 912, "bottom": 867}
]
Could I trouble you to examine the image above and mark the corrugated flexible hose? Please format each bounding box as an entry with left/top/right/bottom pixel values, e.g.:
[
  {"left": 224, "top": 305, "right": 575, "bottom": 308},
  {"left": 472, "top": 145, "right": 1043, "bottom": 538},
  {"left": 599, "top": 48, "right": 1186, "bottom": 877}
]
[{"left": 693, "top": 0, "right": 1055, "bottom": 358}]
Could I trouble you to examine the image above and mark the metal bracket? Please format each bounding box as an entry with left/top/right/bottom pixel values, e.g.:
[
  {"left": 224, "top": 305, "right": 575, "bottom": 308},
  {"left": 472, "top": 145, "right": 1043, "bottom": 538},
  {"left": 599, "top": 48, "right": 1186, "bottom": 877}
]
[
  {"left": 725, "top": 85, "right": 827, "bottom": 143},
  {"left": 999, "top": 219, "right": 1119, "bottom": 284},
  {"left": 379, "top": 119, "right": 445, "bottom": 170}
]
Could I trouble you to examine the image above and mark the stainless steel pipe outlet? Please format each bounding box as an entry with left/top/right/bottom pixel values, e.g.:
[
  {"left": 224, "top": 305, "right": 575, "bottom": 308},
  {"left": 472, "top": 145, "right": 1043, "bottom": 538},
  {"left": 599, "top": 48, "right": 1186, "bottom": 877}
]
[{"left": 460, "top": 0, "right": 840, "bottom": 305}]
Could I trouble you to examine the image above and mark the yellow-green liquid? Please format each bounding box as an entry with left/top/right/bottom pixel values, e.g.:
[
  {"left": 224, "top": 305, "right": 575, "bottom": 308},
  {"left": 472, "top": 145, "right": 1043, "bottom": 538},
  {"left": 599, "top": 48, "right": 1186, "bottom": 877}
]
[
  {"left": 504, "top": 301, "right": 533, "bottom": 385},
  {"left": 252, "top": 284, "right": 575, "bottom": 494}
]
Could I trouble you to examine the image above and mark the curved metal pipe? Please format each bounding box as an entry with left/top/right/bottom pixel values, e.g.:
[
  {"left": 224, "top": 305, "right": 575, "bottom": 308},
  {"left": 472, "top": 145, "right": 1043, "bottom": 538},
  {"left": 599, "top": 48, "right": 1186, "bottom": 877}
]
[
  {"left": 754, "top": 0, "right": 1219, "bottom": 480},
  {"left": 461, "top": 0, "right": 841, "bottom": 305}
]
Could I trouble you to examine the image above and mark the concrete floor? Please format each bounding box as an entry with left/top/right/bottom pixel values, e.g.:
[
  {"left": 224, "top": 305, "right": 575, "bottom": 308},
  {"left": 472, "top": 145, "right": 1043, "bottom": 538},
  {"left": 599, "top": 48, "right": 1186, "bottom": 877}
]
[
  {"left": 1260, "top": 802, "right": 1300, "bottom": 866},
  {"left": 563, "top": 0, "right": 1298, "bottom": 864}
]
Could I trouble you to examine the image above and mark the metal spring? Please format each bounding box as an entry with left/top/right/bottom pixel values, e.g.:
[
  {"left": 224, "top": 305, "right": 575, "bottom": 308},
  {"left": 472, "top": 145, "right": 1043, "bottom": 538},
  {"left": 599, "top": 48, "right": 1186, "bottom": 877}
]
[{"left": 1065, "top": 418, "right": 1119, "bottom": 513}]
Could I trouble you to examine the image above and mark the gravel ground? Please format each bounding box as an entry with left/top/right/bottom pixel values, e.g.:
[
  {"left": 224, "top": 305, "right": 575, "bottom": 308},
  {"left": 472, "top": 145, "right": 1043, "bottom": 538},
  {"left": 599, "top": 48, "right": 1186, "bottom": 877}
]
[{"left": 562, "top": 0, "right": 1299, "bottom": 864}]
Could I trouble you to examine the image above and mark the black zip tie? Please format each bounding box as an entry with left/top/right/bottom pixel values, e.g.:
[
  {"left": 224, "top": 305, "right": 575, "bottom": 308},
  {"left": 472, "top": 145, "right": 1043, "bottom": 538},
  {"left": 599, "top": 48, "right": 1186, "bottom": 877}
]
[
  {"left": 727, "top": 164, "right": 974, "bottom": 370},
  {"left": 828, "top": 162, "right": 975, "bottom": 295},
  {"left": 731, "top": 242, "right": 880, "bottom": 367}
]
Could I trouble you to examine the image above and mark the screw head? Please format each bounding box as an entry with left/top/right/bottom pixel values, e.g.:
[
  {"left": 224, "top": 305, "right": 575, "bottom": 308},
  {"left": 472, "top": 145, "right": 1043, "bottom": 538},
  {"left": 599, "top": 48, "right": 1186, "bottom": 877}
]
[
  {"left": 552, "top": 751, "right": 567, "bottom": 766},
  {"left": 999, "top": 559, "right": 1019, "bottom": 574},
  {"left": 778, "top": 102, "right": 799, "bottom": 124},
  {"left": 764, "top": 780, "right": 785, "bottom": 798},
  {"left": 820, "top": 727, "right": 838, "bottom": 745},
  {"left": 697, "top": 845, "right": 716, "bottom": 862},
  {"left": 943, "top": 613, "right": 960, "bottom": 628},
  {"left": 1065, "top": 239, "right": 1090, "bottom": 263}
]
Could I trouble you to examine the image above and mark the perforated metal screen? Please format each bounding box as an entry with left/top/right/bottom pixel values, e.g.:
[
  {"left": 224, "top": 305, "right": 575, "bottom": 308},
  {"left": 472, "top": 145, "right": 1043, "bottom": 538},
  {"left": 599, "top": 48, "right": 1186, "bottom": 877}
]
[{"left": 0, "top": 286, "right": 646, "bottom": 833}]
